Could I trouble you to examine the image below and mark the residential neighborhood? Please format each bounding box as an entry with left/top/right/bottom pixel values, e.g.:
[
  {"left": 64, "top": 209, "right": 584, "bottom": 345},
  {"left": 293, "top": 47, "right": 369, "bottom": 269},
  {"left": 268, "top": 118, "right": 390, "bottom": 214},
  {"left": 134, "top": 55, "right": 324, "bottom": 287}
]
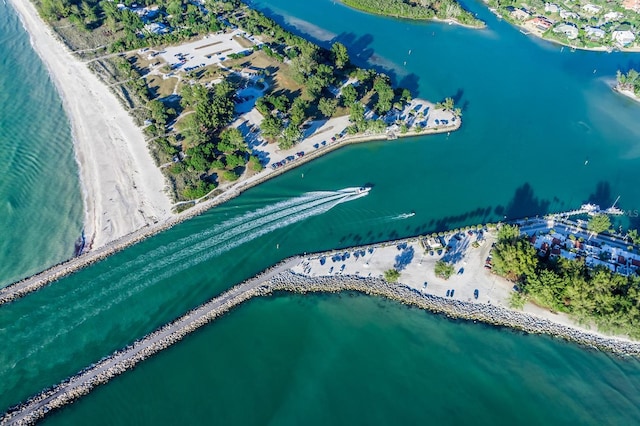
[{"left": 487, "top": 0, "right": 640, "bottom": 50}]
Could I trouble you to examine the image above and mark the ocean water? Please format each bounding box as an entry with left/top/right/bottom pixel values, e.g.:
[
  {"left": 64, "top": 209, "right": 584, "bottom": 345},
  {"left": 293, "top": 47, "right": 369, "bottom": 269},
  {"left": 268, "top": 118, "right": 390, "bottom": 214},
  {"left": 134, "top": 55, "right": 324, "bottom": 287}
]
[
  {"left": 3, "top": 0, "right": 640, "bottom": 423},
  {"left": 0, "top": 2, "right": 82, "bottom": 287}
]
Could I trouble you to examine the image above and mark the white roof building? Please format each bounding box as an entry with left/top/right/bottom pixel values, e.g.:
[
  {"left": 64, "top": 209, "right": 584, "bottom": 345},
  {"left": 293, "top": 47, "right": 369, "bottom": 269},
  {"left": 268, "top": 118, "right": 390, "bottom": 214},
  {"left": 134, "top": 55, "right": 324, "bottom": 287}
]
[
  {"left": 544, "top": 3, "right": 560, "bottom": 13},
  {"left": 603, "top": 11, "right": 623, "bottom": 21},
  {"left": 585, "top": 26, "right": 605, "bottom": 39},
  {"left": 554, "top": 23, "right": 579, "bottom": 40},
  {"left": 612, "top": 30, "right": 636, "bottom": 46},
  {"left": 582, "top": 4, "right": 602, "bottom": 14},
  {"left": 559, "top": 10, "right": 578, "bottom": 19}
]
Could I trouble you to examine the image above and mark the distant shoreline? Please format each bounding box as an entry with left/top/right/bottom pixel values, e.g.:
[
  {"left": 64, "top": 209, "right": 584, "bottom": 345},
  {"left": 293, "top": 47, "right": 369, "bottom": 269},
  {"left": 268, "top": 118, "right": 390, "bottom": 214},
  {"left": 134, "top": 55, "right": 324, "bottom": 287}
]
[{"left": 338, "top": 0, "right": 485, "bottom": 29}]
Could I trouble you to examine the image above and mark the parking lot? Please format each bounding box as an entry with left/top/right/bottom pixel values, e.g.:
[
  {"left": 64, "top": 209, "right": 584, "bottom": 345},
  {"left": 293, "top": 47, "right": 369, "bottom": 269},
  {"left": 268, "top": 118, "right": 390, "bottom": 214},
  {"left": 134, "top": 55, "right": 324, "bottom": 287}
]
[{"left": 158, "top": 29, "right": 256, "bottom": 72}]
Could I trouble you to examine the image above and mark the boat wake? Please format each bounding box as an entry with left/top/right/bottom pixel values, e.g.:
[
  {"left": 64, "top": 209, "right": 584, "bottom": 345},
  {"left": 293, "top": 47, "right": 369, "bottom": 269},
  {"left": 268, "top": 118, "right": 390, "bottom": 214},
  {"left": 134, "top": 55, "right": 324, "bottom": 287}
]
[
  {"left": 8, "top": 188, "right": 370, "bottom": 361},
  {"left": 394, "top": 212, "right": 415, "bottom": 220}
]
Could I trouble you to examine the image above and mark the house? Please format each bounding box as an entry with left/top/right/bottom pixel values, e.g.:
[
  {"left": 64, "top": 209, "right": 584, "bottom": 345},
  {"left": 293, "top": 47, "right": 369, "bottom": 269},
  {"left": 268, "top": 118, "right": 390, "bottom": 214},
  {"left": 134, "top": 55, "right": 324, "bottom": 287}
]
[
  {"left": 622, "top": 0, "right": 640, "bottom": 12},
  {"left": 239, "top": 67, "right": 263, "bottom": 77},
  {"left": 554, "top": 23, "right": 579, "bottom": 40},
  {"left": 144, "top": 22, "right": 169, "bottom": 35},
  {"left": 511, "top": 8, "right": 531, "bottom": 21},
  {"left": 544, "top": 3, "right": 560, "bottom": 14},
  {"left": 530, "top": 17, "right": 553, "bottom": 31},
  {"left": 582, "top": 4, "right": 602, "bottom": 14},
  {"left": 560, "top": 10, "right": 578, "bottom": 19},
  {"left": 585, "top": 26, "right": 605, "bottom": 40},
  {"left": 604, "top": 11, "right": 623, "bottom": 21},
  {"left": 612, "top": 28, "right": 636, "bottom": 46}
]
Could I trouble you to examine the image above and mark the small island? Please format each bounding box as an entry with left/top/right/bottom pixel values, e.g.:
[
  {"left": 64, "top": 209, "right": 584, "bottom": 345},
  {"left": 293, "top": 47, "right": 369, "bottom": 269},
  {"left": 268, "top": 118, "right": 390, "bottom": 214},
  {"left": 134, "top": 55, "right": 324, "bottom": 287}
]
[
  {"left": 615, "top": 68, "right": 640, "bottom": 102},
  {"left": 340, "top": 0, "right": 485, "bottom": 27},
  {"left": 485, "top": 0, "right": 640, "bottom": 51}
]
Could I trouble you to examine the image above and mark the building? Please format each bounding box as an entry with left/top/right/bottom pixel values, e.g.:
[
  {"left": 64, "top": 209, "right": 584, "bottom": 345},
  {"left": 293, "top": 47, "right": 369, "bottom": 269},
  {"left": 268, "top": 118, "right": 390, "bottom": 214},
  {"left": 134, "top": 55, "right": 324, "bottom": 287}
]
[
  {"left": 585, "top": 26, "right": 605, "bottom": 40},
  {"left": 622, "top": 0, "right": 640, "bottom": 12},
  {"left": 144, "top": 22, "right": 169, "bottom": 35},
  {"left": 582, "top": 4, "right": 602, "bottom": 14},
  {"left": 560, "top": 10, "right": 578, "bottom": 19},
  {"left": 530, "top": 17, "right": 553, "bottom": 31},
  {"left": 554, "top": 23, "right": 579, "bottom": 39},
  {"left": 612, "top": 28, "right": 636, "bottom": 46},
  {"left": 604, "top": 11, "right": 623, "bottom": 21},
  {"left": 544, "top": 3, "right": 560, "bottom": 14},
  {"left": 511, "top": 8, "right": 532, "bottom": 21}
]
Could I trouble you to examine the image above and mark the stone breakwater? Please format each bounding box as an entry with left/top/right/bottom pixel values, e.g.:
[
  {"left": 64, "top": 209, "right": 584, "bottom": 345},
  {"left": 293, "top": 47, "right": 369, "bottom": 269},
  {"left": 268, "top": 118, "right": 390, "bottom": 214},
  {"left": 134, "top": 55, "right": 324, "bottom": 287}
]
[
  {"left": 4, "top": 262, "right": 640, "bottom": 425},
  {"left": 0, "top": 119, "right": 459, "bottom": 307}
]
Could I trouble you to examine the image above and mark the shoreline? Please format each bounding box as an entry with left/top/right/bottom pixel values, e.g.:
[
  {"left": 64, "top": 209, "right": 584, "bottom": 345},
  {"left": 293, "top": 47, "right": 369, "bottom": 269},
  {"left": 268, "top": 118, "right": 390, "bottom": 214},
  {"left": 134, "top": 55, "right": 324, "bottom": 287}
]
[
  {"left": 8, "top": 0, "right": 174, "bottom": 251},
  {"left": 3, "top": 261, "right": 639, "bottom": 424},
  {"left": 338, "top": 1, "right": 485, "bottom": 29},
  {"left": 484, "top": 6, "right": 640, "bottom": 53},
  {"left": 613, "top": 85, "right": 640, "bottom": 104},
  {"left": 0, "top": 119, "right": 458, "bottom": 306}
]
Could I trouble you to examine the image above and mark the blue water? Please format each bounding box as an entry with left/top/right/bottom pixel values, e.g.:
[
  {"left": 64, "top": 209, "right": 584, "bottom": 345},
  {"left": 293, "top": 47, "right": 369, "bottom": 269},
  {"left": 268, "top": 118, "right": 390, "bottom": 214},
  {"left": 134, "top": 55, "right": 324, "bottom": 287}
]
[
  {"left": 3, "top": 0, "right": 640, "bottom": 423},
  {"left": 0, "top": 2, "right": 82, "bottom": 287}
]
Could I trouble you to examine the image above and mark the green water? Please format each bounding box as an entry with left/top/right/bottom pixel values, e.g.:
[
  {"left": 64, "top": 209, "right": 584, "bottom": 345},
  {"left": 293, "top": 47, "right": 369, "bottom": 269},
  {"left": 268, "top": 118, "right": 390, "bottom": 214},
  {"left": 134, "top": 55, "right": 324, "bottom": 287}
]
[
  {"left": 0, "top": 2, "right": 83, "bottom": 287},
  {"left": 3, "top": 0, "right": 640, "bottom": 423},
  {"left": 44, "top": 294, "right": 640, "bottom": 425}
]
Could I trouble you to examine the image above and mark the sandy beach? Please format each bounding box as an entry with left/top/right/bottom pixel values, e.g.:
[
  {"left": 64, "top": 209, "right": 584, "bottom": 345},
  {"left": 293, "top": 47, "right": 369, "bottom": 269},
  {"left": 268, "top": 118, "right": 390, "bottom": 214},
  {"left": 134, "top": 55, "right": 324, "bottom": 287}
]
[{"left": 9, "top": 0, "right": 173, "bottom": 250}]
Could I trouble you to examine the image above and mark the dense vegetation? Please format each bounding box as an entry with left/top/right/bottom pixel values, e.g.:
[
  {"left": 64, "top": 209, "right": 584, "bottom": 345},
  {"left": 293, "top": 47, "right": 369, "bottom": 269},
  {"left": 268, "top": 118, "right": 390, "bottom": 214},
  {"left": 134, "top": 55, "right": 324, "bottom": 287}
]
[
  {"left": 617, "top": 69, "right": 640, "bottom": 96},
  {"left": 493, "top": 225, "right": 640, "bottom": 338},
  {"left": 34, "top": 0, "right": 420, "bottom": 203},
  {"left": 341, "top": 0, "right": 483, "bottom": 27}
]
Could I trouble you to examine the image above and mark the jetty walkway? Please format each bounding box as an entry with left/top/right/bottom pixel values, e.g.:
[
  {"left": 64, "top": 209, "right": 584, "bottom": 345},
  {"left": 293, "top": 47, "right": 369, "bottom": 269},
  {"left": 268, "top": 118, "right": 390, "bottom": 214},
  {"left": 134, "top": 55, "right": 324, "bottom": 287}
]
[{"left": 1, "top": 257, "right": 300, "bottom": 426}]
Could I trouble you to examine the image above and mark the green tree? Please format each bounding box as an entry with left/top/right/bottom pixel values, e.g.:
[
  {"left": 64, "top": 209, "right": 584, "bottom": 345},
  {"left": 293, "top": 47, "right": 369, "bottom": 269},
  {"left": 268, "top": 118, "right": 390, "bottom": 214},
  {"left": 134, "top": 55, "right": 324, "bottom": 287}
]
[
  {"left": 341, "top": 84, "right": 358, "bottom": 106},
  {"left": 260, "top": 115, "right": 283, "bottom": 140},
  {"left": 384, "top": 268, "right": 400, "bottom": 282},
  {"left": 279, "top": 125, "right": 302, "bottom": 149},
  {"left": 587, "top": 214, "right": 611, "bottom": 234},
  {"left": 628, "top": 229, "right": 640, "bottom": 245},
  {"left": 492, "top": 238, "right": 538, "bottom": 282},
  {"left": 289, "top": 98, "right": 308, "bottom": 127},
  {"left": 331, "top": 42, "right": 349, "bottom": 69},
  {"left": 225, "top": 153, "right": 246, "bottom": 168},
  {"left": 222, "top": 170, "right": 239, "bottom": 181},
  {"left": 218, "top": 128, "right": 246, "bottom": 153},
  {"left": 434, "top": 260, "right": 454, "bottom": 279},
  {"left": 248, "top": 155, "right": 263, "bottom": 171},
  {"left": 318, "top": 97, "right": 338, "bottom": 118},
  {"left": 373, "top": 74, "right": 394, "bottom": 114}
]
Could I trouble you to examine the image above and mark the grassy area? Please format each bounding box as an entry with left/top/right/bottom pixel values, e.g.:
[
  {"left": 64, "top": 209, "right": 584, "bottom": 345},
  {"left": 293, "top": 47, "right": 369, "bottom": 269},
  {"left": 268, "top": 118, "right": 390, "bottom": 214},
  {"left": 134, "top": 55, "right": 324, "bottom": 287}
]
[{"left": 145, "top": 75, "right": 179, "bottom": 98}]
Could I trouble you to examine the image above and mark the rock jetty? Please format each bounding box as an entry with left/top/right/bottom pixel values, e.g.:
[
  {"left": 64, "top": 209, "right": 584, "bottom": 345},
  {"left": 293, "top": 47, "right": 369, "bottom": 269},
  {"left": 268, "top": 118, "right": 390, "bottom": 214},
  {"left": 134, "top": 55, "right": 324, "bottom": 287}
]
[{"left": 4, "top": 263, "right": 640, "bottom": 425}]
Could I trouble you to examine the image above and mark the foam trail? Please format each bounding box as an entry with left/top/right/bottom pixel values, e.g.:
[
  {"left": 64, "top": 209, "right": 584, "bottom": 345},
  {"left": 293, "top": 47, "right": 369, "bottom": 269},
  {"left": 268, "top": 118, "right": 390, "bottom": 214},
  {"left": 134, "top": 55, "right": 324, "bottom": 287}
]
[
  {"left": 13, "top": 191, "right": 340, "bottom": 323},
  {"left": 14, "top": 192, "right": 353, "bottom": 361}
]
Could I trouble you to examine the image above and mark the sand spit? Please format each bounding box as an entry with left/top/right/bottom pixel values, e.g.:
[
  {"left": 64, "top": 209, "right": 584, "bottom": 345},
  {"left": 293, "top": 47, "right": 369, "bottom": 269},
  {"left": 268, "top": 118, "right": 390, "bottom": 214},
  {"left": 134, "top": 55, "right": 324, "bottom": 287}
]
[
  {"left": 8, "top": 0, "right": 173, "bottom": 251},
  {"left": 4, "top": 265, "right": 640, "bottom": 424}
]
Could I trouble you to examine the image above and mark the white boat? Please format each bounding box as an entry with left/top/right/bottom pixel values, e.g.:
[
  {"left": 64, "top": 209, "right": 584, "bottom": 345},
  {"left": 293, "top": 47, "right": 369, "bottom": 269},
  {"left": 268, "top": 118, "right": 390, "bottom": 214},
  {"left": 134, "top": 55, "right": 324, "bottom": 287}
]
[{"left": 355, "top": 187, "right": 371, "bottom": 195}]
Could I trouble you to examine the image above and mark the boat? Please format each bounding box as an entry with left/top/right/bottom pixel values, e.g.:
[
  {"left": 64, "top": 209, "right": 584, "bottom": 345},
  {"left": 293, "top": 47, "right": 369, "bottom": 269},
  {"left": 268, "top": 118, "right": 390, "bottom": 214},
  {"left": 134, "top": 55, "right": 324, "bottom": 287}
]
[{"left": 355, "top": 186, "right": 371, "bottom": 195}]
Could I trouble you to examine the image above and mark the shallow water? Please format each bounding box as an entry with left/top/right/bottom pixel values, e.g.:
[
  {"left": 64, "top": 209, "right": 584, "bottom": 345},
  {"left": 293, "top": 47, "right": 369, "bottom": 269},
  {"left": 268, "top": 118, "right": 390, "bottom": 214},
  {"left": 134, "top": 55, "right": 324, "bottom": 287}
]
[{"left": 0, "top": 2, "right": 82, "bottom": 287}]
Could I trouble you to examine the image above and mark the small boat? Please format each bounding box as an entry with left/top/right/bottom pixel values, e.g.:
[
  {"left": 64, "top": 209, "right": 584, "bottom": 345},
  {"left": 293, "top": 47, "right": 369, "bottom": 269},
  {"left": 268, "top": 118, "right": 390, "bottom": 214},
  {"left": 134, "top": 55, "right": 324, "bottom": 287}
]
[{"left": 355, "top": 186, "right": 371, "bottom": 195}]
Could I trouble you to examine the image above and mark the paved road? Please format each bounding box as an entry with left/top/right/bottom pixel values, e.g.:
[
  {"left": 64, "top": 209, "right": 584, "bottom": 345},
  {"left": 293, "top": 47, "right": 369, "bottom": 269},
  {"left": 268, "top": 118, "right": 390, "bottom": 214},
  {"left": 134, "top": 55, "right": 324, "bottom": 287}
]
[{"left": 2, "top": 257, "right": 300, "bottom": 425}]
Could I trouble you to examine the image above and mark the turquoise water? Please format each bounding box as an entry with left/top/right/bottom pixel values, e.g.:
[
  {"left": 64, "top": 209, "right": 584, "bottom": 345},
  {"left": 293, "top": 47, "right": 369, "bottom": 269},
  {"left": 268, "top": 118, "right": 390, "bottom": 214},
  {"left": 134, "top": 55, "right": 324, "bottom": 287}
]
[
  {"left": 0, "top": 2, "right": 82, "bottom": 287},
  {"left": 3, "top": 0, "right": 640, "bottom": 423}
]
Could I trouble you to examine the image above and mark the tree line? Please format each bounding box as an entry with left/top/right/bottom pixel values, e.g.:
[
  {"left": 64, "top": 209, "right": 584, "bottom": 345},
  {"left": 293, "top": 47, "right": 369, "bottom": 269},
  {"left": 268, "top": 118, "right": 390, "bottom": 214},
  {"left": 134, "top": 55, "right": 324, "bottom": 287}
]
[{"left": 493, "top": 224, "right": 640, "bottom": 338}]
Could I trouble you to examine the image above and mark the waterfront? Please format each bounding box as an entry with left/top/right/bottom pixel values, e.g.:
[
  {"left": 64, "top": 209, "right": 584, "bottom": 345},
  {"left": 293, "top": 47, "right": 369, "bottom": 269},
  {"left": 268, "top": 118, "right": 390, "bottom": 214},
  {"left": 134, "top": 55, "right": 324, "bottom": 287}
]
[{"left": 3, "top": 0, "right": 640, "bottom": 422}]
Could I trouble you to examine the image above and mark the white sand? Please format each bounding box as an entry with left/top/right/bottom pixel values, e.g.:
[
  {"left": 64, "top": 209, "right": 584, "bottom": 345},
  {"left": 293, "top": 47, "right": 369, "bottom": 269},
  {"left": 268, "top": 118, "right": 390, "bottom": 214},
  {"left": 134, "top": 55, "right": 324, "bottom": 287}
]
[{"left": 10, "top": 0, "right": 173, "bottom": 250}]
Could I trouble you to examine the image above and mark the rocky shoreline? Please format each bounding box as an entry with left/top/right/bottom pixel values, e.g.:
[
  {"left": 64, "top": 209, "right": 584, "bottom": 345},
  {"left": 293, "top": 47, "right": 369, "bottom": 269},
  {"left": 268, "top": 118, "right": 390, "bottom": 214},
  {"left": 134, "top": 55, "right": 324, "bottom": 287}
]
[{"left": 4, "top": 264, "right": 640, "bottom": 425}]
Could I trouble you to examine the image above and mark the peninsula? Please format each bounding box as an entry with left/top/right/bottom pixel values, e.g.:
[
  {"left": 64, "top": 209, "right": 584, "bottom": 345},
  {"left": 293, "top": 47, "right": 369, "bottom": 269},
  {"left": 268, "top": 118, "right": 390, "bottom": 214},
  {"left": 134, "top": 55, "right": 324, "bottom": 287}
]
[
  {"left": 340, "top": 0, "right": 485, "bottom": 27},
  {"left": 615, "top": 68, "right": 640, "bottom": 102},
  {"left": 485, "top": 0, "right": 640, "bottom": 51},
  {"left": 9, "top": 0, "right": 460, "bottom": 262}
]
